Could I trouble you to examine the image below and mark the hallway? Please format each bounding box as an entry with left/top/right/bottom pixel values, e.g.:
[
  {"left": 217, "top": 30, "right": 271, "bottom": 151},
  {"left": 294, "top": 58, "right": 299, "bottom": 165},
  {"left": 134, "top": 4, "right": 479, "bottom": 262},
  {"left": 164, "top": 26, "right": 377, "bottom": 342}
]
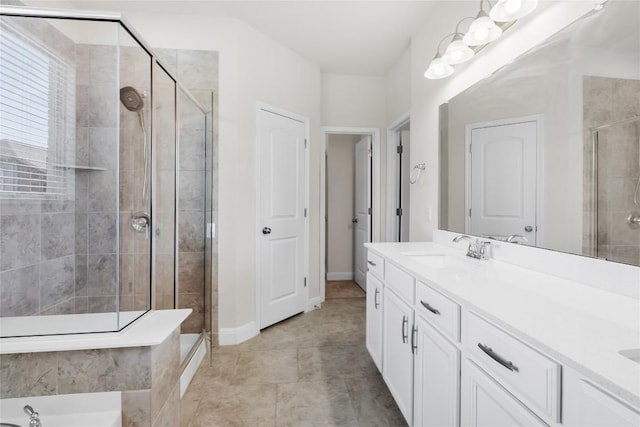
[{"left": 181, "top": 296, "right": 406, "bottom": 426}]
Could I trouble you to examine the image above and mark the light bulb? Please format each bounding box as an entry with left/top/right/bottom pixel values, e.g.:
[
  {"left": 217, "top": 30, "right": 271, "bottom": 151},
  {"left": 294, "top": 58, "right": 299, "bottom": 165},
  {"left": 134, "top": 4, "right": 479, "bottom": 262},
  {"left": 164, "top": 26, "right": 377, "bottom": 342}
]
[
  {"left": 434, "top": 64, "right": 445, "bottom": 76},
  {"left": 474, "top": 26, "right": 489, "bottom": 42},
  {"left": 451, "top": 50, "right": 462, "bottom": 62},
  {"left": 505, "top": 0, "right": 522, "bottom": 14}
]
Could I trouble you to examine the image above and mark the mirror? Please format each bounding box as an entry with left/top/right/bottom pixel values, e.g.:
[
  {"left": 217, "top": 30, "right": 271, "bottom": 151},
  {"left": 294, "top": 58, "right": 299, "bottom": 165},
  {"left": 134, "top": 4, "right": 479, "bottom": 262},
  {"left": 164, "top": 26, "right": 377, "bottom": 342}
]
[{"left": 439, "top": 0, "right": 640, "bottom": 266}]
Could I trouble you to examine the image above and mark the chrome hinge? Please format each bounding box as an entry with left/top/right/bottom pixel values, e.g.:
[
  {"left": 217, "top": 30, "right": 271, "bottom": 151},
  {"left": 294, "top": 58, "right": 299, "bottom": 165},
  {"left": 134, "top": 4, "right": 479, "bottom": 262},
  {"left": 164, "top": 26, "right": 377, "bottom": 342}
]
[
  {"left": 469, "top": 144, "right": 472, "bottom": 153},
  {"left": 397, "top": 145, "right": 403, "bottom": 154},
  {"left": 396, "top": 208, "right": 402, "bottom": 216},
  {"left": 304, "top": 139, "right": 307, "bottom": 148},
  {"left": 368, "top": 207, "right": 372, "bottom": 215},
  {"left": 304, "top": 208, "right": 307, "bottom": 218},
  {"left": 304, "top": 277, "right": 307, "bottom": 287},
  {"left": 368, "top": 147, "right": 373, "bottom": 157},
  {"left": 469, "top": 208, "right": 472, "bottom": 217}
]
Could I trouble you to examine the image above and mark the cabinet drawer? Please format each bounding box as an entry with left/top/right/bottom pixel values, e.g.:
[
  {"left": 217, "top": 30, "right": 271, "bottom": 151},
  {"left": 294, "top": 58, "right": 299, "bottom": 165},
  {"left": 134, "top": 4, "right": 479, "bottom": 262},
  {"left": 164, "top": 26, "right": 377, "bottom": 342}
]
[
  {"left": 385, "top": 262, "right": 414, "bottom": 304},
  {"left": 465, "top": 312, "right": 560, "bottom": 423},
  {"left": 367, "top": 251, "right": 384, "bottom": 280},
  {"left": 416, "top": 281, "right": 460, "bottom": 342}
]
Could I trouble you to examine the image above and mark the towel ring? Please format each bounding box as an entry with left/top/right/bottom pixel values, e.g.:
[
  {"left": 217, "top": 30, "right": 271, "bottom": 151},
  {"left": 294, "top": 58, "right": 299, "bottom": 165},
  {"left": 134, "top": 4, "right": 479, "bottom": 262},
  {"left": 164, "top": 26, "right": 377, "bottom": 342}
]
[{"left": 409, "top": 163, "right": 426, "bottom": 184}]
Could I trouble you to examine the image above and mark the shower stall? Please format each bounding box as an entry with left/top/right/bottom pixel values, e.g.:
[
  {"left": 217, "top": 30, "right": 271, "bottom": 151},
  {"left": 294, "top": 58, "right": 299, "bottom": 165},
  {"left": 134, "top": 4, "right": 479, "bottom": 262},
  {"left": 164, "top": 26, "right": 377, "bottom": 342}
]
[
  {"left": 584, "top": 75, "right": 640, "bottom": 266},
  {"left": 0, "top": 7, "right": 216, "bottom": 365}
]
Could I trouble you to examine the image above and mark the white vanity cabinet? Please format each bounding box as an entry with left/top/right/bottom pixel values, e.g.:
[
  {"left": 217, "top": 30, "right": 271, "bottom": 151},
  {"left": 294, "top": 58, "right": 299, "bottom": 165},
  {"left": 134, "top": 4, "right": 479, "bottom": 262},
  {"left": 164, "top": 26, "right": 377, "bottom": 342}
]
[
  {"left": 413, "top": 314, "right": 460, "bottom": 427},
  {"left": 462, "top": 359, "right": 548, "bottom": 427},
  {"left": 366, "top": 272, "right": 383, "bottom": 372},
  {"left": 382, "top": 287, "right": 414, "bottom": 423}
]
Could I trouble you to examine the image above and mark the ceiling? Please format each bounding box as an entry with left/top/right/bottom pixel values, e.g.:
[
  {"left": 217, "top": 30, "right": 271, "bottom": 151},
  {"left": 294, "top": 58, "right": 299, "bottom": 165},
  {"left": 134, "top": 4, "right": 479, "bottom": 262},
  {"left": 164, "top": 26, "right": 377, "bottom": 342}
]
[{"left": 56, "top": 0, "right": 437, "bottom": 76}]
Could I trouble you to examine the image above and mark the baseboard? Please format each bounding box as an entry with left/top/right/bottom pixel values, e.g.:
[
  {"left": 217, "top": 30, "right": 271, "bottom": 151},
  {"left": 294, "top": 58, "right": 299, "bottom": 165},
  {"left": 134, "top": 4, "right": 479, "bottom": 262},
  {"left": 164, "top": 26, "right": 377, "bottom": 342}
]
[
  {"left": 218, "top": 321, "right": 259, "bottom": 346},
  {"left": 306, "top": 295, "right": 323, "bottom": 312},
  {"left": 180, "top": 339, "right": 206, "bottom": 398},
  {"left": 326, "top": 272, "right": 354, "bottom": 281}
]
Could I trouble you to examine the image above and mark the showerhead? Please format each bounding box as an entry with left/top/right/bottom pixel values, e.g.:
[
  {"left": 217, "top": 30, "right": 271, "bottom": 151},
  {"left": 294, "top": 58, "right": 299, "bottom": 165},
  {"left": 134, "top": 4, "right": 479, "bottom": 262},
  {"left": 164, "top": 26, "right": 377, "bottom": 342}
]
[{"left": 120, "top": 86, "right": 144, "bottom": 112}]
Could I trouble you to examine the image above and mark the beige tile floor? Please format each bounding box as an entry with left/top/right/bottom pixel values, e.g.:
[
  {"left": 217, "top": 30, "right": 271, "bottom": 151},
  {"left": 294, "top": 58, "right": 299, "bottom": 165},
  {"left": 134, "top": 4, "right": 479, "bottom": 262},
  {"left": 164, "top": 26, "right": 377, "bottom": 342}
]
[
  {"left": 181, "top": 297, "right": 407, "bottom": 427},
  {"left": 325, "top": 281, "right": 366, "bottom": 299}
]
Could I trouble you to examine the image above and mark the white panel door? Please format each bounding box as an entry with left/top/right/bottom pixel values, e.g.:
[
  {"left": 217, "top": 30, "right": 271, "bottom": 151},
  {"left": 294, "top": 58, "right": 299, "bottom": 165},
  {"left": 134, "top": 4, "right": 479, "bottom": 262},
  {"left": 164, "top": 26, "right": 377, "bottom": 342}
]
[
  {"left": 470, "top": 120, "right": 537, "bottom": 244},
  {"left": 366, "top": 272, "right": 383, "bottom": 372},
  {"left": 354, "top": 136, "right": 371, "bottom": 290},
  {"left": 413, "top": 315, "right": 460, "bottom": 427},
  {"left": 258, "top": 109, "right": 306, "bottom": 329},
  {"left": 382, "top": 288, "right": 413, "bottom": 425}
]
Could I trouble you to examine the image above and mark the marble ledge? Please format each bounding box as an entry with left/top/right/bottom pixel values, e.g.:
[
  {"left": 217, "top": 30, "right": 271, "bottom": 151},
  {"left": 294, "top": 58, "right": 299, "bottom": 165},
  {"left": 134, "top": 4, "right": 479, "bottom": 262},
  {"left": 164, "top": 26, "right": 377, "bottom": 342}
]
[{"left": 0, "top": 309, "right": 191, "bottom": 355}]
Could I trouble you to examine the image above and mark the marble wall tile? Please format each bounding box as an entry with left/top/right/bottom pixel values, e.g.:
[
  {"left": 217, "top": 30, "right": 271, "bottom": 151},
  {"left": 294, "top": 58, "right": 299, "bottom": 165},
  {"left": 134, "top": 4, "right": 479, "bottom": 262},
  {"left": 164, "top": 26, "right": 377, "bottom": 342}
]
[
  {"left": 178, "top": 292, "right": 204, "bottom": 334},
  {"left": 74, "top": 296, "right": 88, "bottom": 313},
  {"left": 120, "top": 254, "right": 134, "bottom": 296},
  {"left": 179, "top": 128, "right": 206, "bottom": 171},
  {"left": 41, "top": 213, "right": 74, "bottom": 260},
  {"left": 89, "top": 45, "right": 117, "bottom": 86},
  {"left": 75, "top": 171, "right": 89, "bottom": 214},
  {"left": 40, "top": 297, "right": 75, "bottom": 315},
  {"left": 155, "top": 253, "right": 174, "bottom": 297},
  {"left": 0, "top": 265, "right": 39, "bottom": 317},
  {"left": 151, "top": 329, "right": 180, "bottom": 416},
  {"left": 76, "top": 85, "right": 89, "bottom": 127},
  {"left": 39, "top": 255, "right": 75, "bottom": 311},
  {"left": 87, "top": 254, "right": 116, "bottom": 296},
  {"left": 178, "top": 252, "right": 204, "bottom": 294},
  {"left": 152, "top": 383, "right": 180, "bottom": 427},
  {"left": 154, "top": 49, "right": 178, "bottom": 77},
  {"left": 0, "top": 352, "right": 58, "bottom": 398},
  {"left": 178, "top": 212, "right": 205, "bottom": 253},
  {"left": 89, "top": 127, "right": 119, "bottom": 170},
  {"left": 176, "top": 50, "right": 218, "bottom": 90},
  {"left": 0, "top": 214, "right": 40, "bottom": 271},
  {"left": 88, "top": 84, "right": 118, "bottom": 128},
  {"left": 87, "top": 170, "right": 118, "bottom": 213},
  {"left": 178, "top": 171, "right": 205, "bottom": 211},
  {"left": 57, "top": 347, "right": 151, "bottom": 394},
  {"left": 122, "top": 389, "right": 152, "bottom": 427},
  {"left": 0, "top": 199, "right": 41, "bottom": 216},
  {"left": 88, "top": 212, "right": 117, "bottom": 254},
  {"left": 87, "top": 296, "right": 116, "bottom": 313},
  {"left": 42, "top": 199, "right": 75, "bottom": 214},
  {"left": 75, "top": 255, "right": 88, "bottom": 297}
]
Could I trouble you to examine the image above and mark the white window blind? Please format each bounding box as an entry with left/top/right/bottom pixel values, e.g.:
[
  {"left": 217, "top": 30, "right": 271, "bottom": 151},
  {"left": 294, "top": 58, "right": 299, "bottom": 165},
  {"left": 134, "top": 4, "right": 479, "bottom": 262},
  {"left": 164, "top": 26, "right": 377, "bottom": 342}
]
[{"left": 0, "top": 22, "right": 75, "bottom": 199}]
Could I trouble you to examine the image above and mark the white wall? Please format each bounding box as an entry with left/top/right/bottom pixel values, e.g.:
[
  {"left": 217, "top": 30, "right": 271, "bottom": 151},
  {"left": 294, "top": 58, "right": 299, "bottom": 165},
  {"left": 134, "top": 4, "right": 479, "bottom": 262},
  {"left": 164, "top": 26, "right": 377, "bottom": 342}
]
[
  {"left": 326, "top": 135, "right": 359, "bottom": 277},
  {"left": 408, "top": 0, "right": 599, "bottom": 241},
  {"left": 385, "top": 46, "right": 411, "bottom": 124}
]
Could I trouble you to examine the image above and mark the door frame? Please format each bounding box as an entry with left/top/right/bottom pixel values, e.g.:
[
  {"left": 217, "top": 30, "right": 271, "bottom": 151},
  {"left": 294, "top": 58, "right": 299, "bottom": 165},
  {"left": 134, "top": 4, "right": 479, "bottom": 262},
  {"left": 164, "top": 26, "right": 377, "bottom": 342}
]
[
  {"left": 321, "top": 126, "right": 380, "bottom": 300},
  {"left": 464, "top": 114, "right": 544, "bottom": 245},
  {"left": 255, "top": 102, "right": 310, "bottom": 330},
  {"left": 386, "top": 112, "right": 410, "bottom": 242}
]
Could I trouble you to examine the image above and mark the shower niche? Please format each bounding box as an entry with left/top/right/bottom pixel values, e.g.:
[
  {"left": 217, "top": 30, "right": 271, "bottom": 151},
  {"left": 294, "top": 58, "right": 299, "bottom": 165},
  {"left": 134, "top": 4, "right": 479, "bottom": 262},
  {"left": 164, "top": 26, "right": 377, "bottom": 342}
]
[{"left": 0, "top": 10, "right": 214, "bottom": 343}]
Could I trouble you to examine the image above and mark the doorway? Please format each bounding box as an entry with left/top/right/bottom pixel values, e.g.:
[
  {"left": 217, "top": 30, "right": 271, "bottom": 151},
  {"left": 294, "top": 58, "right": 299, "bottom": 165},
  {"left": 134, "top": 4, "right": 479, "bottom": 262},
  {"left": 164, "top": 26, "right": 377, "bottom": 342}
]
[{"left": 321, "top": 127, "right": 380, "bottom": 296}]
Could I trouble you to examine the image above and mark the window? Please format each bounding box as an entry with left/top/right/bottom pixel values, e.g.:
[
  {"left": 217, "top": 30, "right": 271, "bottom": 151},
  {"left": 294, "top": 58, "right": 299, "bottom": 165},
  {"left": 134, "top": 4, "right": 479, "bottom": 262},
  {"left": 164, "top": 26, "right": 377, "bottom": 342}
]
[{"left": 0, "top": 22, "right": 74, "bottom": 198}]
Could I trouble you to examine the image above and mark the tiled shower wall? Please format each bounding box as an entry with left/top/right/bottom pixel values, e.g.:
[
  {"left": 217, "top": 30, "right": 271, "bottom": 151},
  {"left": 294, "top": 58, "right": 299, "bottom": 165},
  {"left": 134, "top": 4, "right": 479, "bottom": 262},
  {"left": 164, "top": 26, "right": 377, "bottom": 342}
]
[
  {"left": 583, "top": 75, "right": 640, "bottom": 265},
  {"left": 0, "top": 16, "right": 78, "bottom": 317},
  {"left": 155, "top": 49, "right": 219, "bottom": 338}
]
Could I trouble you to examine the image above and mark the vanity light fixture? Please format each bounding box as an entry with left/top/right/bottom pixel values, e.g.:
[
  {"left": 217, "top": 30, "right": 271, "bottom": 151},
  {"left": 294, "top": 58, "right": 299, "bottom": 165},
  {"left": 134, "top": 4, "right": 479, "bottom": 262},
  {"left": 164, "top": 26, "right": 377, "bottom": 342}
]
[
  {"left": 424, "top": 34, "right": 456, "bottom": 79},
  {"left": 489, "top": 0, "right": 538, "bottom": 22},
  {"left": 463, "top": 2, "right": 503, "bottom": 46},
  {"left": 442, "top": 32, "right": 475, "bottom": 65}
]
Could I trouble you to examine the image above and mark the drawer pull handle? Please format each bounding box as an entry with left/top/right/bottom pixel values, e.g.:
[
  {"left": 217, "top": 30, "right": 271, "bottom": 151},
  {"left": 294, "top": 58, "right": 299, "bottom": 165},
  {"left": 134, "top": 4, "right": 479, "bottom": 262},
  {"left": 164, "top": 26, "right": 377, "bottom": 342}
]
[
  {"left": 402, "top": 316, "right": 408, "bottom": 343},
  {"left": 374, "top": 288, "right": 380, "bottom": 309},
  {"left": 478, "top": 343, "right": 519, "bottom": 372},
  {"left": 367, "top": 260, "right": 377, "bottom": 266},
  {"left": 420, "top": 300, "right": 441, "bottom": 315},
  {"left": 411, "top": 325, "right": 418, "bottom": 354}
]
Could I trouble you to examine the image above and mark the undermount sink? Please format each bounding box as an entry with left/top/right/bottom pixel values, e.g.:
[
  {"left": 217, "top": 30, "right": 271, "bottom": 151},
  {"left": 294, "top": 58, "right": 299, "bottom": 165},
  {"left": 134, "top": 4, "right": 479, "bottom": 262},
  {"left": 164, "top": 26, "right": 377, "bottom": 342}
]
[
  {"left": 400, "top": 251, "right": 477, "bottom": 270},
  {"left": 619, "top": 349, "right": 640, "bottom": 364}
]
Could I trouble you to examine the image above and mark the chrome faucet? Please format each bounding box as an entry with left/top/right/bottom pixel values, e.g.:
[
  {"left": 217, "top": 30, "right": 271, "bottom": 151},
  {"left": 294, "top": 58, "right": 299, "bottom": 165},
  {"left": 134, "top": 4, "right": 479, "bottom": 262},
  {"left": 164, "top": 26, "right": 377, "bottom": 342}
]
[
  {"left": 23, "top": 405, "right": 41, "bottom": 427},
  {"left": 506, "top": 234, "right": 528, "bottom": 244},
  {"left": 452, "top": 235, "right": 491, "bottom": 260}
]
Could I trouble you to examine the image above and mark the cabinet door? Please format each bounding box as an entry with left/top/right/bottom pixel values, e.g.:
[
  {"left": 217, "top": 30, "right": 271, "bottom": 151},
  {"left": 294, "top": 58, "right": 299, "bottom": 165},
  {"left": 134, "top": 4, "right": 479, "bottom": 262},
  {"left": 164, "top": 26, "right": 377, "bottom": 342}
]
[
  {"left": 461, "top": 359, "right": 547, "bottom": 427},
  {"left": 382, "top": 288, "right": 413, "bottom": 425},
  {"left": 413, "top": 316, "right": 460, "bottom": 427},
  {"left": 366, "top": 273, "right": 383, "bottom": 372}
]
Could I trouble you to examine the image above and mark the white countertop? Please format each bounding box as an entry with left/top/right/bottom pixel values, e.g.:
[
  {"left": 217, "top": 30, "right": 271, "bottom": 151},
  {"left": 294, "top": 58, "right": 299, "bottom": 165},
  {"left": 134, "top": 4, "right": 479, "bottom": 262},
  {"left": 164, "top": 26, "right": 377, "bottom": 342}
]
[
  {"left": 365, "top": 242, "right": 640, "bottom": 408},
  {"left": 0, "top": 309, "right": 192, "bottom": 354}
]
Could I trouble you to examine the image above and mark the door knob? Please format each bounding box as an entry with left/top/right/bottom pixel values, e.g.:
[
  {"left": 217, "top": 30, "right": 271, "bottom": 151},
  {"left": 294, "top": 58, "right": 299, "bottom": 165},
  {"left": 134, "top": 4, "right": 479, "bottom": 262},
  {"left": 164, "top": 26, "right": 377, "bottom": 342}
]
[
  {"left": 352, "top": 218, "right": 358, "bottom": 224},
  {"left": 524, "top": 225, "right": 533, "bottom": 232},
  {"left": 262, "top": 227, "right": 272, "bottom": 235}
]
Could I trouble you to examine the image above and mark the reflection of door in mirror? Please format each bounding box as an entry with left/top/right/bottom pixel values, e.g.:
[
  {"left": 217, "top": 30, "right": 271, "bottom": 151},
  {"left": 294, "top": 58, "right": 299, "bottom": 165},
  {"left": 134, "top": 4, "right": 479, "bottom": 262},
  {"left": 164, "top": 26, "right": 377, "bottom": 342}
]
[{"left": 466, "top": 118, "right": 539, "bottom": 245}]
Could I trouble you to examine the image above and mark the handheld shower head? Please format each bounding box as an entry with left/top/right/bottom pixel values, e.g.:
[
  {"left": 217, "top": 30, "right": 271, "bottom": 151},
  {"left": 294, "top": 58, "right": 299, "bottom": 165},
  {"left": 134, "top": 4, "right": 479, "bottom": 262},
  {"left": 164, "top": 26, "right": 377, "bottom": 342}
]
[{"left": 120, "top": 86, "right": 144, "bottom": 112}]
